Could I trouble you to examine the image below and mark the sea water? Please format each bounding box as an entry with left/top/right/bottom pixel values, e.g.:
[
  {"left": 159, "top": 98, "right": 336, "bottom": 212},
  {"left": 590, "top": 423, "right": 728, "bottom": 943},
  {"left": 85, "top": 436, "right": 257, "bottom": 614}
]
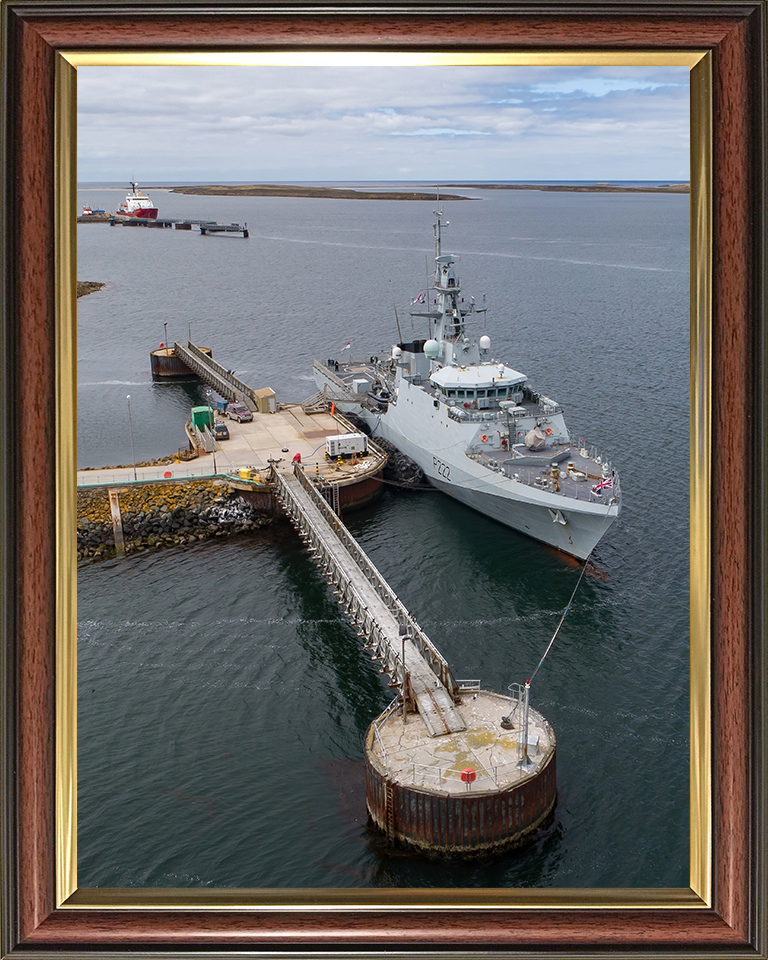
[{"left": 77, "top": 184, "right": 689, "bottom": 888}]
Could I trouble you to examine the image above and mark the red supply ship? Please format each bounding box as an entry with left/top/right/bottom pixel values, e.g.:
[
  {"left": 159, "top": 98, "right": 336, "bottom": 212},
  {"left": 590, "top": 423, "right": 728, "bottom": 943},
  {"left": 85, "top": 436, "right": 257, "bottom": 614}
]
[{"left": 114, "top": 181, "right": 158, "bottom": 220}]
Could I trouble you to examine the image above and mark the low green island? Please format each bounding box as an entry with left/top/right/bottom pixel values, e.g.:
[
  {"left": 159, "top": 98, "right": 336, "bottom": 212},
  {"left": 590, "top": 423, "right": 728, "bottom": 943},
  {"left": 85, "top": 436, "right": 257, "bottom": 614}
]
[
  {"left": 445, "top": 182, "right": 690, "bottom": 194},
  {"left": 167, "top": 182, "right": 689, "bottom": 200},
  {"left": 168, "top": 184, "right": 469, "bottom": 201}
]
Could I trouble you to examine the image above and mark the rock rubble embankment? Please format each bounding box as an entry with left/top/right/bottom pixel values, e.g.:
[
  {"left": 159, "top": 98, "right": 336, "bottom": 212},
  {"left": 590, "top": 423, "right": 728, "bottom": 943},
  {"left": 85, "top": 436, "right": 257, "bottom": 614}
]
[{"left": 77, "top": 480, "right": 272, "bottom": 562}]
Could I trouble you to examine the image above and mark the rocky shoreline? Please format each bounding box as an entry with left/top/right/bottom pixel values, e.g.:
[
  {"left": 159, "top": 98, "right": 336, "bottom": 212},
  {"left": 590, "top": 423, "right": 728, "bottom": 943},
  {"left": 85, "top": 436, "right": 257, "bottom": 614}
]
[
  {"left": 77, "top": 280, "right": 105, "bottom": 298},
  {"left": 77, "top": 479, "right": 273, "bottom": 562}
]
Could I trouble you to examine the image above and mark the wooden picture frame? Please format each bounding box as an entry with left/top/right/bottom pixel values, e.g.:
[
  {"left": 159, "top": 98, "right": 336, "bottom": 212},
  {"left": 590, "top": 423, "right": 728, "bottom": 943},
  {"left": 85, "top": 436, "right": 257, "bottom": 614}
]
[{"left": 1, "top": 1, "right": 765, "bottom": 955}]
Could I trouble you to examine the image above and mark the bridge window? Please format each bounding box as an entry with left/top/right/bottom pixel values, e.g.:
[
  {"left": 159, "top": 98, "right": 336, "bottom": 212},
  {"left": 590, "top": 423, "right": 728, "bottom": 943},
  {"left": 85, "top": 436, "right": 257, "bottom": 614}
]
[{"left": 477, "top": 390, "right": 487, "bottom": 398}]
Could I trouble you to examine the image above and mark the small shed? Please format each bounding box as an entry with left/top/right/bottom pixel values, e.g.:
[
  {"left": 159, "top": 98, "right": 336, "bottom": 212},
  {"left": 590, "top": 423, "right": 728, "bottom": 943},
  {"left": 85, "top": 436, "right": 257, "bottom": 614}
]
[
  {"left": 191, "top": 405, "right": 214, "bottom": 430},
  {"left": 255, "top": 387, "right": 277, "bottom": 414}
]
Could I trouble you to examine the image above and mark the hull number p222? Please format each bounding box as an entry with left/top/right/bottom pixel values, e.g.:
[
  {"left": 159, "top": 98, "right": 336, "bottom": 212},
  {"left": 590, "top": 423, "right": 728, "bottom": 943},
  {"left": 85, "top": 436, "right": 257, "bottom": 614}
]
[{"left": 433, "top": 457, "right": 451, "bottom": 482}]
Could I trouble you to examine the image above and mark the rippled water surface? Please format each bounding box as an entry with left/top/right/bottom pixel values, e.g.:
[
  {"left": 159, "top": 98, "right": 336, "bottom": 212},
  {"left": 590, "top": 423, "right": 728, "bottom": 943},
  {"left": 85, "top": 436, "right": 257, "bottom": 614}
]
[{"left": 77, "top": 185, "right": 689, "bottom": 888}]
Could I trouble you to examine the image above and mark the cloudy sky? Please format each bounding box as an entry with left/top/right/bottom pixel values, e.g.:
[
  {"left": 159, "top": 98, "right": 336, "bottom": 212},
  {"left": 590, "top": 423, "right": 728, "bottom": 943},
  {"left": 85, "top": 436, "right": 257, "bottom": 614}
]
[{"left": 77, "top": 64, "right": 690, "bottom": 183}]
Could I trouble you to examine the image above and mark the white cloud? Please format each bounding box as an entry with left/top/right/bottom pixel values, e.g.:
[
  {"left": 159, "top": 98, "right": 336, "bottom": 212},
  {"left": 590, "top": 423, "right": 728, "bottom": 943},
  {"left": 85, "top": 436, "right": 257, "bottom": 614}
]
[
  {"left": 391, "top": 127, "right": 491, "bottom": 138},
  {"left": 77, "top": 64, "right": 690, "bottom": 182},
  {"left": 530, "top": 78, "right": 683, "bottom": 97}
]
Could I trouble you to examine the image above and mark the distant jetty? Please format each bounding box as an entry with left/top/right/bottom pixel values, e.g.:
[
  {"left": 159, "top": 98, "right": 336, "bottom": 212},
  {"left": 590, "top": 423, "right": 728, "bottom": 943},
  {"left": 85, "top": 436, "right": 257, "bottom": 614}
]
[{"left": 167, "top": 182, "right": 689, "bottom": 200}]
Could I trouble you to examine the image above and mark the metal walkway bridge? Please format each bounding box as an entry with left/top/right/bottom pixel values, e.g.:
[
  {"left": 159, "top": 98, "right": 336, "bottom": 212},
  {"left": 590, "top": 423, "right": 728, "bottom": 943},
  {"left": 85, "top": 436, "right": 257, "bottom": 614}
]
[
  {"left": 173, "top": 341, "right": 258, "bottom": 411},
  {"left": 271, "top": 463, "right": 466, "bottom": 738}
]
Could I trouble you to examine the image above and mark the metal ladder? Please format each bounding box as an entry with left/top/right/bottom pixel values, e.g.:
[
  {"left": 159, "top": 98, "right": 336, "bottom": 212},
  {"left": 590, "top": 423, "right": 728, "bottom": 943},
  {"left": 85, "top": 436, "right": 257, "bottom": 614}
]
[{"left": 384, "top": 782, "right": 395, "bottom": 845}]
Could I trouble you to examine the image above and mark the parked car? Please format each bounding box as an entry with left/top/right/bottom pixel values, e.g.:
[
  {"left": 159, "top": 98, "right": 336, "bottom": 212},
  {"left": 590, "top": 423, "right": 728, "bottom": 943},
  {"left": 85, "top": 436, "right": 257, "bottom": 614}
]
[
  {"left": 213, "top": 422, "right": 230, "bottom": 440},
  {"left": 225, "top": 402, "right": 253, "bottom": 423}
]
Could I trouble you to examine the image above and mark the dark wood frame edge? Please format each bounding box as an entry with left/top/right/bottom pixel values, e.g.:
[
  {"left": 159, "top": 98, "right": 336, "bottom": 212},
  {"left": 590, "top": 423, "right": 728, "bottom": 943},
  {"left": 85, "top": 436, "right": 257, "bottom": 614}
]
[{"left": 2, "top": 1, "right": 765, "bottom": 954}]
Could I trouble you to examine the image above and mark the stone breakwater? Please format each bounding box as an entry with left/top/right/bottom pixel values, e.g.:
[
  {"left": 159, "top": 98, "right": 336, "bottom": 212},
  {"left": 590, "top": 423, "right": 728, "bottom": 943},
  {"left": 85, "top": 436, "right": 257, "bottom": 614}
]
[{"left": 77, "top": 480, "right": 273, "bottom": 562}]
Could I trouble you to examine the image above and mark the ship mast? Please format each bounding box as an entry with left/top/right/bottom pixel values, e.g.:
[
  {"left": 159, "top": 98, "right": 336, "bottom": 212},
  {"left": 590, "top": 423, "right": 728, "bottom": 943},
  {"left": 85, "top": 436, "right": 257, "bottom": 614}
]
[
  {"left": 431, "top": 189, "right": 462, "bottom": 341},
  {"left": 433, "top": 186, "right": 443, "bottom": 271},
  {"left": 411, "top": 188, "right": 487, "bottom": 349}
]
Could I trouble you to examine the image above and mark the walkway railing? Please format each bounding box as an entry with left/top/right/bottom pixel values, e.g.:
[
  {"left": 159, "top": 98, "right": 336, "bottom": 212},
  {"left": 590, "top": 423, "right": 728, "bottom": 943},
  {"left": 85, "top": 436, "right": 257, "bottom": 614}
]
[
  {"left": 292, "top": 463, "right": 456, "bottom": 696},
  {"left": 271, "top": 461, "right": 463, "bottom": 735},
  {"left": 173, "top": 341, "right": 258, "bottom": 410},
  {"left": 76, "top": 461, "right": 271, "bottom": 488}
]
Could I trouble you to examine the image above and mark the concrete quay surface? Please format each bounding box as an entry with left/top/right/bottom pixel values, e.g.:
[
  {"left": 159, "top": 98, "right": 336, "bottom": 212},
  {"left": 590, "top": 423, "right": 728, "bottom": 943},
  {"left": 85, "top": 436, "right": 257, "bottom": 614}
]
[
  {"left": 368, "top": 690, "right": 555, "bottom": 796},
  {"left": 77, "top": 405, "right": 385, "bottom": 488}
]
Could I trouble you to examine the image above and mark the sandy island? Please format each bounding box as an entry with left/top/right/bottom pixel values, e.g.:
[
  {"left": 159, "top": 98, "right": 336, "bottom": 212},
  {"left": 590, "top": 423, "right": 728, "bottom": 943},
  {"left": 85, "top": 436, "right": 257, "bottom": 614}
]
[{"left": 167, "top": 182, "right": 689, "bottom": 200}]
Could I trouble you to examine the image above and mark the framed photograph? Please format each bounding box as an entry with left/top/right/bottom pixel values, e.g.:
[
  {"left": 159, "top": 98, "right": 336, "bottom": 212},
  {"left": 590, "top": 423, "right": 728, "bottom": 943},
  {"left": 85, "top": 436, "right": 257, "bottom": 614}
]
[{"left": 2, "top": 1, "right": 765, "bottom": 956}]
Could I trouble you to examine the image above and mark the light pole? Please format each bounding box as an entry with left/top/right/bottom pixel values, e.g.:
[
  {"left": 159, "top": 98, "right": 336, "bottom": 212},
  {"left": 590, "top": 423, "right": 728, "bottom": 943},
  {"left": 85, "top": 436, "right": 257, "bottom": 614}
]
[
  {"left": 399, "top": 625, "right": 410, "bottom": 724},
  {"left": 126, "top": 394, "right": 137, "bottom": 481},
  {"left": 207, "top": 389, "right": 217, "bottom": 475},
  {"left": 516, "top": 680, "right": 533, "bottom": 771}
]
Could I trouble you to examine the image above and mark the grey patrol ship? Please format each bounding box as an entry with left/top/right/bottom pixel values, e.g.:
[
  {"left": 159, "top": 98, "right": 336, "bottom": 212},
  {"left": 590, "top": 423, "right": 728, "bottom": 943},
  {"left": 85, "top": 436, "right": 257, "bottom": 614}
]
[{"left": 313, "top": 201, "right": 621, "bottom": 560}]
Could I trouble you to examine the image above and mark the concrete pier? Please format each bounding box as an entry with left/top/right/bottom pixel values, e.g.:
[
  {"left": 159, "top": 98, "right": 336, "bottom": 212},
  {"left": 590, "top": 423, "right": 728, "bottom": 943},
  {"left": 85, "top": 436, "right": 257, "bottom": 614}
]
[
  {"left": 150, "top": 344, "right": 213, "bottom": 380},
  {"left": 365, "top": 690, "right": 557, "bottom": 854},
  {"left": 103, "top": 216, "right": 249, "bottom": 236},
  {"left": 77, "top": 405, "right": 388, "bottom": 502}
]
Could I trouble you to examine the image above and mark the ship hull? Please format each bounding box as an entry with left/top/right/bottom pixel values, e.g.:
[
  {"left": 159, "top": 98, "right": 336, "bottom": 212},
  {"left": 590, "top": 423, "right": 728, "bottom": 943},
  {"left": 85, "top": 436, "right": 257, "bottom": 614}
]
[
  {"left": 115, "top": 207, "right": 159, "bottom": 220},
  {"left": 426, "top": 475, "right": 616, "bottom": 560},
  {"left": 314, "top": 365, "right": 618, "bottom": 560},
  {"left": 373, "top": 413, "right": 616, "bottom": 560}
]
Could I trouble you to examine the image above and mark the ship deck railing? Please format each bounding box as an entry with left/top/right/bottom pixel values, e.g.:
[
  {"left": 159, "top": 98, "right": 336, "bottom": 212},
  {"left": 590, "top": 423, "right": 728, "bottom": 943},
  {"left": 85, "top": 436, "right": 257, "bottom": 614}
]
[{"left": 501, "top": 466, "right": 621, "bottom": 504}]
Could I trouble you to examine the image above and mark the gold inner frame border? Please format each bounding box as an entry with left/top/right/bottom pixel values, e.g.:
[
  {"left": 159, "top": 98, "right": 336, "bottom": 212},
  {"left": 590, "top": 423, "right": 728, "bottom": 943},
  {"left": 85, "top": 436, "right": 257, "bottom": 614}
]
[{"left": 56, "top": 49, "right": 711, "bottom": 911}]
